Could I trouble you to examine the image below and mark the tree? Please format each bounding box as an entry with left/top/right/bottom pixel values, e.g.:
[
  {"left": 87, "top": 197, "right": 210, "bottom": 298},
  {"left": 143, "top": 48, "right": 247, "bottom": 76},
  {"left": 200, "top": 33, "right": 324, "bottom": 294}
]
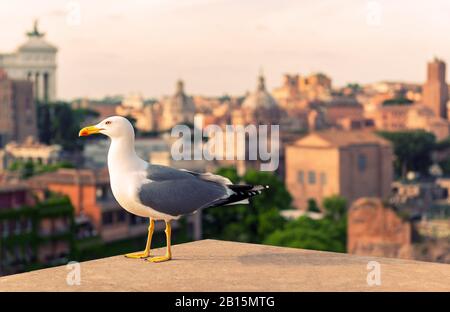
[
  {"left": 264, "top": 195, "right": 347, "bottom": 253},
  {"left": 382, "top": 98, "right": 413, "bottom": 106},
  {"left": 377, "top": 130, "right": 436, "bottom": 178},
  {"left": 202, "top": 167, "right": 291, "bottom": 243},
  {"left": 307, "top": 198, "right": 320, "bottom": 213},
  {"left": 36, "top": 101, "right": 99, "bottom": 152},
  {"left": 323, "top": 195, "right": 346, "bottom": 221}
]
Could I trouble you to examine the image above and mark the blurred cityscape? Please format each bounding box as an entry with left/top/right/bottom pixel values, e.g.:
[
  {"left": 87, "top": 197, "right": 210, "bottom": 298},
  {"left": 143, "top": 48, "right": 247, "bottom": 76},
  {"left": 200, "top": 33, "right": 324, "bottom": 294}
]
[{"left": 1, "top": 13, "right": 450, "bottom": 276}]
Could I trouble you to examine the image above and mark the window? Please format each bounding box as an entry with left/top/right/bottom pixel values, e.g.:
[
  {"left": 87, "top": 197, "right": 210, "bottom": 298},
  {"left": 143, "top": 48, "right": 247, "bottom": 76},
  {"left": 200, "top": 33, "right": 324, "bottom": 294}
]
[
  {"left": 358, "top": 154, "right": 367, "bottom": 171},
  {"left": 320, "top": 172, "right": 327, "bottom": 185},
  {"left": 102, "top": 212, "right": 114, "bottom": 225},
  {"left": 308, "top": 171, "right": 316, "bottom": 184},
  {"left": 117, "top": 211, "right": 126, "bottom": 223},
  {"left": 96, "top": 186, "right": 108, "bottom": 201},
  {"left": 297, "top": 171, "right": 304, "bottom": 184},
  {"left": 129, "top": 214, "right": 147, "bottom": 226}
]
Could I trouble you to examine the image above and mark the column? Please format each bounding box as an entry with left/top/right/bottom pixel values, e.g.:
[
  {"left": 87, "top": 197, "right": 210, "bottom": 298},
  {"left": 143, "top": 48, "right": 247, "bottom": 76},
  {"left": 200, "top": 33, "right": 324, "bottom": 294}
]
[
  {"left": 43, "top": 72, "right": 49, "bottom": 103},
  {"left": 34, "top": 72, "right": 40, "bottom": 100}
]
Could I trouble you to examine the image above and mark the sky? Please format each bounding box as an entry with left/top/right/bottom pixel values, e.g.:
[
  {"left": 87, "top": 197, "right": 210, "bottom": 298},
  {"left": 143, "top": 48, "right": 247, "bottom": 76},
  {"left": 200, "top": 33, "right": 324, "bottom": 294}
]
[{"left": 1, "top": 0, "right": 449, "bottom": 100}]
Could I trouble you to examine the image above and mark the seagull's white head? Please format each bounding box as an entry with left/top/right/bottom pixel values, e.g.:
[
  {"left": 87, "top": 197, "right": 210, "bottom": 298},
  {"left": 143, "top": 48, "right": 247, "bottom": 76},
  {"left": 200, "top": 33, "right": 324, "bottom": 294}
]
[{"left": 79, "top": 116, "right": 135, "bottom": 140}]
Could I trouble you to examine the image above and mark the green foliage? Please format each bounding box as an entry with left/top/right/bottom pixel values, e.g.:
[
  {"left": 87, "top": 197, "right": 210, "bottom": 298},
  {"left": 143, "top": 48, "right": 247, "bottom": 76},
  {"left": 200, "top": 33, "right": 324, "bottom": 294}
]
[
  {"left": 36, "top": 101, "right": 99, "bottom": 151},
  {"left": 382, "top": 98, "right": 413, "bottom": 106},
  {"left": 434, "top": 136, "right": 450, "bottom": 151},
  {"left": 264, "top": 195, "right": 347, "bottom": 253},
  {"left": 323, "top": 195, "right": 347, "bottom": 221},
  {"left": 264, "top": 216, "right": 347, "bottom": 252},
  {"left": 8, "top": 160, "right": 74, "bottom": 179},
  {"left": 377, "top": 130, "right": 436, "bottom": 178},
  {"left": 202, "top": 167, "right": 291, "bottom": 243},
  {"left": 345, "top": 83, "right": 361, "bottom": 93},
  {"left": 307, "top": 198, "right": 321, "bottom": 213},
  {"left": 215, "top": 167, "right": 240, "bottom": 184},
  {"left": 439, "top": 159, "right": 450, "bottom": 176}
]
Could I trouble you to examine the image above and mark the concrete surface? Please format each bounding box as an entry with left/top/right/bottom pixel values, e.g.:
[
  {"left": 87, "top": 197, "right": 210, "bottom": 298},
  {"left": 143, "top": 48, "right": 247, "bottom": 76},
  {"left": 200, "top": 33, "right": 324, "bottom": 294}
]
[{"left": 0, "top": 239, "right": 449, "bottom": 291}]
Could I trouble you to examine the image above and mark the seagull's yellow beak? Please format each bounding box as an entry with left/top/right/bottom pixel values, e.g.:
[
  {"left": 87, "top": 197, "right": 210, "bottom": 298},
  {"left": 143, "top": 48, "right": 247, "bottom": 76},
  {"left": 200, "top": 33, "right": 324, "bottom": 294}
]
[{"left": 79, "top": 125, "right": 101, "bottom": 137}]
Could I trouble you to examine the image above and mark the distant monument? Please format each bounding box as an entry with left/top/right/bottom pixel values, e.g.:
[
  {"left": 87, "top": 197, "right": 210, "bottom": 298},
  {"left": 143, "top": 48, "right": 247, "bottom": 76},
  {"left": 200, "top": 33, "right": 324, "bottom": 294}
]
[
  {"left": 423, "top": 57, "right": 448, "bottom": 119},
  {"left": 0, "top": 20, "right": 58, "bottom": 102}
]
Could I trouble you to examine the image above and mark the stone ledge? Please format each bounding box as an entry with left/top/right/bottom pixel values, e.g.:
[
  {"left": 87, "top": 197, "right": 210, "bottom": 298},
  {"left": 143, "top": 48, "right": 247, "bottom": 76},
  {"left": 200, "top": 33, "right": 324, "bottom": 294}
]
[{"left": 1, "top": 239, "right": 449, "bottom": 291}]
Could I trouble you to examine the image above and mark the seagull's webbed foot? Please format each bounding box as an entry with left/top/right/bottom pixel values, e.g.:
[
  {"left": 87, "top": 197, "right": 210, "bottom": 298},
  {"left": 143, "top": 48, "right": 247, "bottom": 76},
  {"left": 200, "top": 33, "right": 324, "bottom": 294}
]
[
  {"left": 124, "top": 218, "right": 154, "bottom": 259},
  {"left": 148, "top": 254, "right": 171, "bottom": 263},
  {"left": 125, "top": 251, "right": 151, "bottom": 259},
  {"left": 146, "top": 220, "right": 172, "bottom": 263}
]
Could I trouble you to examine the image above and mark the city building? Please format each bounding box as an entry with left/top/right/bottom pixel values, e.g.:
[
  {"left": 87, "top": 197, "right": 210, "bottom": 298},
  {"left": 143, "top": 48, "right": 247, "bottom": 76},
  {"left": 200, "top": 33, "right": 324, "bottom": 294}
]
[
  {"left": 233, "top": 74, "right": 282, "bottom": 125},
  {"left": 160, "top": 80, "right": 196, "bottom": 131},
  {"left": 116, "top": 93, "right": 160, "bottom": 132},
  {"left": 348, "top": 197, "right": 450, "bottom": 263},
  {"left": 371, "top": 102, "right": 449, "bottom": 140},
  {"left": 285, "top": 130, "right": 394, "bottom": 210},
  {"left": 0, "top": 137, "right": 61, "bottom": 172},
  {"left": 422, "top": 58, "right": 448, "bottom": 119},
  {"left": 28, "top": 168, "right": 146, "bottom": 243},
  {"left": 272, "top": 72, "right": 332, "bottom": 107},
  {"left": 321, "top": 97, "right": 365, "bottom": 126},
  {"left": 0, "top": 21, "right": 57, "bottom": 102},
  {"left": 298, "top": 73, "right": 332, "bottom": 101},
  {"left": 0, "top": 69, "right": 36, "bottom": 146},
  {"left": 27, "top": 167, "right": 204, "bottom": 243},
  {"left": 348, "top": 197, "right": 412, "bottom": 259},
  {"left": 0, "top": 184, "right": 73, "bottom": 276},
  {"left": 272, "top": 74, "right": 303, "bottom": 109}
]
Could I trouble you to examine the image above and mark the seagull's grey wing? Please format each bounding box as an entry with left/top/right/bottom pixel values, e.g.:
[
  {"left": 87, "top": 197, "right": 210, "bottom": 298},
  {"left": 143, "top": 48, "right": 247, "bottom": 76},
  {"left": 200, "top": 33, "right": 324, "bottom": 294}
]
[
  {"left": 179, "top": 169, "right": 232, "bottom": 185},
  {"left": 145, "top": 164, "right": 195, "bottom": 181},
  {"left": 137, "top": 178, "right": 228, "bottom": 217}
]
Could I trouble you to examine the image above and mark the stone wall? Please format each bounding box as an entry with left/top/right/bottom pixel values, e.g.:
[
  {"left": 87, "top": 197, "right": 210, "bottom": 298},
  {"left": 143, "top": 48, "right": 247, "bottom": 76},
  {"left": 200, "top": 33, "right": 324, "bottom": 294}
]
[{"left": 348, "top": 197, "right": 412, "bottom": 259}]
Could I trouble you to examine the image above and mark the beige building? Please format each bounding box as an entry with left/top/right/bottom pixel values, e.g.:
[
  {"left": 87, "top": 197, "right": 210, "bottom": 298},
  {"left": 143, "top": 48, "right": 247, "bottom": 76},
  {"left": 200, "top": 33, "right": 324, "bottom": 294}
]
[
  {"left": 372, "top": 104, "right": 410, "bottom": 131},
  {"left": 0, "top": 21, "right": 57, "bottom": 102},
  {"left": 371, "top": 103, "right": 449, "bottom": 140},
  {"left": 285, "top": 130, "right": 393, "bottom": 210},
  {"left": 160, "top": 80, "right": 196, "bottom": 131},
  {"left": 116, "top": 93, "right": 160, "bottom": 132},
  {"left": 272, "top": 72, "right": 332, "bottom": 107},
  {"left": 0, "top": 137, "right": 61, "bottom": 172}
]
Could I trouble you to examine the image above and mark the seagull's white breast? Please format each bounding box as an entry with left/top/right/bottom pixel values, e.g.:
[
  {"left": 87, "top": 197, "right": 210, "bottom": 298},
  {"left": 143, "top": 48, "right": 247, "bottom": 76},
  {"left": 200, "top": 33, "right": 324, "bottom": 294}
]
[
  {"left": 106, "top": 137, "right": 176, "bottom": 221},
  {"left": 109, "top": 167, "right": 175, "bottom": 220}
]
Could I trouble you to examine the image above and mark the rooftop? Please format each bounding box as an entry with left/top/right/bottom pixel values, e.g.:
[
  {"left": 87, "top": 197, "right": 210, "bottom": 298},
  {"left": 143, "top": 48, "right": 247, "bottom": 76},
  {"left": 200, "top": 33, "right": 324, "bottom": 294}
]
[
  {"left": 293, "top": 130, "right": 392, "bottom": 148},
  {"left": 29, "top": 168, "right": 109, "bottom": 186},
  {"left": 1, "top": 240, "right": 449, "bottom": 291}
]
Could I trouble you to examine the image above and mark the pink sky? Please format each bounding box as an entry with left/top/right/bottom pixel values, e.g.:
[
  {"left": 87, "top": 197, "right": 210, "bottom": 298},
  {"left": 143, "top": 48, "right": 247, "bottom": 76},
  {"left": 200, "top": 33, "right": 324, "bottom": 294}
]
[{"left": 1, "top": 0, "right": 449, "bottom": 100}]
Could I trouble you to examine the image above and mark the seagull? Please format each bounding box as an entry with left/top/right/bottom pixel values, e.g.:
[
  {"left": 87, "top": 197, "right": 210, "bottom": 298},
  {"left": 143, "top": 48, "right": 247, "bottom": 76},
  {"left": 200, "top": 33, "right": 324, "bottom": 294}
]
[{"left": 79, "top": 116, "right": 268, "bottom": 262}]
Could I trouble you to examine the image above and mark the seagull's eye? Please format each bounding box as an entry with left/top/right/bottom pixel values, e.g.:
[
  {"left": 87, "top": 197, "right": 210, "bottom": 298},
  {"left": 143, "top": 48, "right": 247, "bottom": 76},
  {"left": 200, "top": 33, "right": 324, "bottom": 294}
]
[{"left": 105, "top": 121, "right": 112, "bottom": 125}]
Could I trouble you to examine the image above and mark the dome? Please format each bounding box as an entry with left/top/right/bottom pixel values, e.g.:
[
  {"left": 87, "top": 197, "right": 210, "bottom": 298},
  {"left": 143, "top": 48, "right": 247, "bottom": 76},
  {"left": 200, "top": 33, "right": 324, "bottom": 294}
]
[
  {"left": 18, "top": 37, "right": 57, "bottom": 52},
  {"left": 161, "top": 80, "right": 196, "bottom": 129},
  {"left": 166, "top": 80, "right": 196, "bottom": 114},
  {"left": 242, "top": 75, "right": 278, "bottom": 109}
]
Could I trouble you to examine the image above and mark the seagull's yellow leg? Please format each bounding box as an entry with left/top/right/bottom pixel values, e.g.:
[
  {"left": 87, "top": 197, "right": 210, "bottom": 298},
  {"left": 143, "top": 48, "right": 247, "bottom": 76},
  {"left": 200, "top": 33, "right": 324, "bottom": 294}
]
[
  {"left": 148, "top": 221, "right": 172, "bottom": 263},
  {"left": 125, "top": 218, "right": 154, "bottom": 259}
]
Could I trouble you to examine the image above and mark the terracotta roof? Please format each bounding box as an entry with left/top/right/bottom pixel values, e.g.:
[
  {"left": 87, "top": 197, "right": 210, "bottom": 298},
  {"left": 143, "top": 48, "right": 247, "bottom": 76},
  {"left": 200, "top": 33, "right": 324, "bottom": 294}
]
[
  {"left": 0, "top": 182, "right": 29, "bottom": 193},
  {"left": 294, "top": 130, "right": 391, "bottom": 148},
  {"left": 29, "top": 168, "right": 109, "bottom": 186}
]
